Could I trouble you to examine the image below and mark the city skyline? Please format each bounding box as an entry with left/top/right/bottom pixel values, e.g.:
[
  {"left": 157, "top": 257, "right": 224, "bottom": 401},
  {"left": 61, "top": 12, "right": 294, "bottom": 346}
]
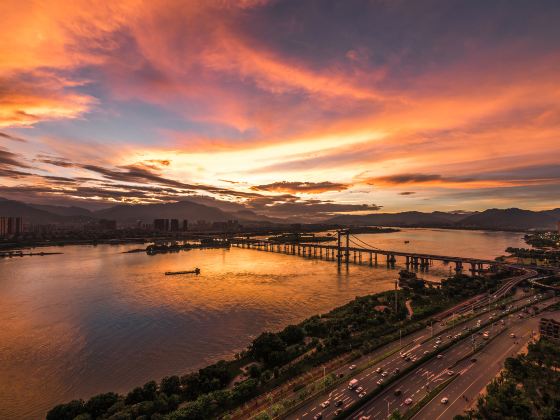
[{"left": 1, "top": 0, "right": 560, "bottom": 219}]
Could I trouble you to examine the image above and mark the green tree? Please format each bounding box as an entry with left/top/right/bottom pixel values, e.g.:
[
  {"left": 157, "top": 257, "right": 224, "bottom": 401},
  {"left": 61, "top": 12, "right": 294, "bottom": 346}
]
[
  {"left": 46, "top": 400, "right": 86, "bottom": 420},
  {"left": 161, "top": 375, "right": 181, "bottom": 396}
]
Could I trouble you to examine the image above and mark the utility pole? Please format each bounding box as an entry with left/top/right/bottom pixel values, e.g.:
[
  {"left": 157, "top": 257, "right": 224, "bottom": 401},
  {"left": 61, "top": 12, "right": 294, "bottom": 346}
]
[
  {"left": 345, "top": 230, "right": 350, "bottom": 266},
  {"left": 395, "top": 280, "right": 398, "bottom": 313},
  {"left": 337, "top": 230, "right": 342, "bottom": 266}
]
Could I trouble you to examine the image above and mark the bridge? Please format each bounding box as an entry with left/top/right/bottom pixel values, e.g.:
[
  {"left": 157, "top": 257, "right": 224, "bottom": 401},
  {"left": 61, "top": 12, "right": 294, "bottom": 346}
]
[{"left": 232, "top": 230, "right": 498, "bottom": 275}]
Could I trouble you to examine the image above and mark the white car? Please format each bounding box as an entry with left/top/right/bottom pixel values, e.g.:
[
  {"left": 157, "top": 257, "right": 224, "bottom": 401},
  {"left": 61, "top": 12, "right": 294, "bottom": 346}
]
[
  {"left": 441, "top": 397, "right": 449, "bottom": 404},
  {"left": 377, "top": 378, "right": 384, "bottom": 385},
  {"left": 359, "top": 391, "right": 366, "bottom": 398},
  {"left": 437, "top": 354, "right": 443, "bottom": 359},
  {"left": 381, "top": 372, "right": 387, "bottom": 377},
  {"left": 376, "top": 367, "right": 382, "bottom": 373},
  {"left": 320, "top": 400, "right": 330, "bottom": 408},
  {"left": 404, "top": 397, "right": 413, "bottom": 405},
  {"left": 356, "top": 386, "right": 364, "bottom": 393},
  {"left": 447, "top": 370, "right": 454, "bottom": 376},
  {"left": 349, "top": 364, "right": 357, "bottom": 370}
]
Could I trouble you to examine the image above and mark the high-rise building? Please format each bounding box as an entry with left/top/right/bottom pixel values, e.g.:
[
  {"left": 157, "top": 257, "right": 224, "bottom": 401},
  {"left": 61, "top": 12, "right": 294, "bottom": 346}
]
[
  {"left": 154, "top": 219, "right": 167, "bottom": 231},
  {"left": 170, "top": 219, "right": 179, "bottom": 232},
  {"left": 0, "top": 216, "right": 23, "bottom": 237}
]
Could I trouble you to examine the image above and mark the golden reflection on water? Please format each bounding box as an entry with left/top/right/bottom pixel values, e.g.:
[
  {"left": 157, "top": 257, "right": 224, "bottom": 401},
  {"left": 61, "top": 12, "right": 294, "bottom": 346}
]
[{"left": 0, "top": 229, "right": 525, "bottom": 419}]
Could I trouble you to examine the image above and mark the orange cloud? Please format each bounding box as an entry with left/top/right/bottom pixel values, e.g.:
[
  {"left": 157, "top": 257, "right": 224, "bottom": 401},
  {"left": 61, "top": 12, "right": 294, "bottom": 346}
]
[{"left": 251, "top": 181, "right": 350, "bottom": 194}]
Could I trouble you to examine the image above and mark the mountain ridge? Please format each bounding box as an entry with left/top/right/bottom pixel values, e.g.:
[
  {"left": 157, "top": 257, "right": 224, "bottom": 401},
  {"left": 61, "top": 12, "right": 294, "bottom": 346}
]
[{"left": 1, "top": 197, "right": 558, "bottom": 230}]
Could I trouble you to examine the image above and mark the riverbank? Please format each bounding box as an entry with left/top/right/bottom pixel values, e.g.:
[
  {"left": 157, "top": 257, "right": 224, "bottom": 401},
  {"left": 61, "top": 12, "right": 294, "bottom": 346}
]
[{"left": 46, "top": 267, "right": 511, "bottom": 420}]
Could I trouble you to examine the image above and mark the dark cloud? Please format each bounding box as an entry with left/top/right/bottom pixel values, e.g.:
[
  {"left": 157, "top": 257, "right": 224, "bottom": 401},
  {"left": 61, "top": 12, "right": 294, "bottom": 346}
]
[
  {"left": 251, "top": 181, "right": 349, "bottom": 194},
  {"left": 0, "top": 131, "right": 27, "bottom": 142},
  {"left": 80, "top": 163, "right": 266, "bottom": 199},
  {"left": 367, "top": 173, "right": 474, "bottom": 185},
  {"left": 0, "top": 168, "right": 33, "bottom": 178},
  {"left": 0, "top": 147, "right": 31, "bottom": 169},
  {"left": 247, "top": 198, "right": 382, "bottom": 220},
  {"left": 35, "top": 154, "right": 74, "bottom": 168}
]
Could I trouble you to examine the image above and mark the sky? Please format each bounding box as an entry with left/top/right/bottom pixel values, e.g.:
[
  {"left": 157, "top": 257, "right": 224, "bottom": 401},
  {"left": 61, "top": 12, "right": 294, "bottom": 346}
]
[{"left": 1, "top": 0, "right": 559, "bottom": 219}]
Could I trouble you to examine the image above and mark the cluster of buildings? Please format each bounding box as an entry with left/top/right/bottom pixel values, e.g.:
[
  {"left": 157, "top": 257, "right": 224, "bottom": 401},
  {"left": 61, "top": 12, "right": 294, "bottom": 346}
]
[
  {"left": 0, "top": 216, "right": 23, "bottom": 238},
  {"left": 153, "top": 218, "right": 189, "bottom": 232},
  {"left": 152, "top": 218, "right": 240, "bottom": 232},
  {"left": 1, "top": 213, "right": 242, "bottom": 240}
]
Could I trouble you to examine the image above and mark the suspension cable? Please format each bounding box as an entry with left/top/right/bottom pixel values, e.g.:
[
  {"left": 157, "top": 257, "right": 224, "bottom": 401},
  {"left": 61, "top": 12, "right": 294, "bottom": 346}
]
[{"left": 349, "top": 233, "right": 383, "bottom": 251}]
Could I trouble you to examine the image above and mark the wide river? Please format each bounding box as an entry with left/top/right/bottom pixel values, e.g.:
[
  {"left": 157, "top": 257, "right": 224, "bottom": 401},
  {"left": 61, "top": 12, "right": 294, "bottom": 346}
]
[{"left": 0, "top": 229, "right": 526, "bottom": 419}]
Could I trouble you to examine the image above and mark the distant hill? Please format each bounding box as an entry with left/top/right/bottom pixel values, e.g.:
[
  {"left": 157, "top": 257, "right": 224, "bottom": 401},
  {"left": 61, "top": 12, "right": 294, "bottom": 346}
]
[
  {"left": 1, "top": 196, "right": 559, "bottom": 231},
  {"left": 327, "top": 211, "right": 471, "bottom": 227},
  {"left": 456, "top": 208, "right": 557, "bottom": 230},
  {"left": 328, "top": 208, "right": 559, "bottom": 230},
  {"left": 0, "top": 198, "right": 68, "bottom": 224},
  {"left": 30, "top": 204, "right": 93, "bottom": 217},
  {"left": 93, "top": 201, "right": 234, "bottom": 224}
]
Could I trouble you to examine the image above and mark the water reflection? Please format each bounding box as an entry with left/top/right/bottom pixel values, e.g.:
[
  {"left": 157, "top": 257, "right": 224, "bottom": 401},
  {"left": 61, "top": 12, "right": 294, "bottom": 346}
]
[{"left": 0, "top": 228, "right": 525, "bottom": 419}]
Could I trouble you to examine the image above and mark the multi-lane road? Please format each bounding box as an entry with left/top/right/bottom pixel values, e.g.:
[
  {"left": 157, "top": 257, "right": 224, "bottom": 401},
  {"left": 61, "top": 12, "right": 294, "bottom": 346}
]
[
  {"left": 288, "top": 289, "right": 548, "bottom": 420},
  {"left": 350, "top": 294, "right": 557, "bottom": 420},
  {"left": 413, "top": 305, "right": 560, "bottom": 420}
]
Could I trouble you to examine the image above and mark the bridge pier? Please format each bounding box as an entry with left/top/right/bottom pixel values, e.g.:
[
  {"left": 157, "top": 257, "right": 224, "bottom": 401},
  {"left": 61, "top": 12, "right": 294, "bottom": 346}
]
[{"left": 455, "top": 261, "right": 463, "bottom": 274}]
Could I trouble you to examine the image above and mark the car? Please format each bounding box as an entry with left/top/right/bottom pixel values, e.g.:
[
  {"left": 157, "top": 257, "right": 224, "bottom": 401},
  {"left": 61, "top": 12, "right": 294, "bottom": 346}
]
[
  {"left": 334, "top": 408, "right": 343, "bottom": 416},
  {"left": 359, "top": 391, "right": 366, "bottom": 398},
  {"left": 405, "top": 356, "right": 411, "bottom": 361},
  {"left": 381, "top": 372, "right": 387, "bottom": 377},
  {"left": 314, "top": 413, "right": 323, "bottom": 420},
  {"left": 441, "top": 397, "right": 449, "bottom": 404},
  {"left": 356, "top": 386, "right": 364, "bottom": 393},
  {"left": 471, "top": 358, "right": 477, "bottom": 363},
  {"left": 448, "top": 334, "right": 453, "bottom": 338},
  {"left": 411, "top": 357, "right": 417, "bottom": 362},
  {"left": 335, "top": 400, "right": 343, "bottom": 407},
  {"left": 337, "top": 373, "right": 344, "bottom": 378},
  {"left": 447, "top": 370, "right": 454, "bottom": 376},
  {"left": 424, "top": 350, "right": 430, "bottom": 355},
  {"left": 320, "top": 400, "right": 330, "bottom": 408},
  {"left": 437, "top": 354, "right": 443, "bottom": 359},
  {"left": 434, "top": 345, "right": 439, "bottom": 349},
  {"left": 400, "top": 353, "right": 407, "bottom": 358},
  {"left": 349, "top": 364, "right": 357, "bottom": 370},
  {"left": 394, "top": 367, "right": 400, "bottom": 374},
  {"left": 377, "top": 378, "right": 384, "bottom": 385},
  {"left": 510, "top": 333, "right": 516, "bottom": 338},
  {"left": 376, "top": 367, "right": 382, "bottom": 373},
  {"left": 404, "top": 398, "right": 413, "bottom": 405},
  {"left": 437, "top": 336, "right": 441, "bottom": 340},
  {"left": 394, "top": 389, "right": 402, "bottom": 396}
]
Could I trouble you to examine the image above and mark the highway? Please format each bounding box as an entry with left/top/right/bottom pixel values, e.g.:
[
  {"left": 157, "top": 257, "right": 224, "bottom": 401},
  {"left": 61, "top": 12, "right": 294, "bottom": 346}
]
[
  {"left": 349, "top": 294, "right": 557, "bottom": 420},
  {"left": 412, "top": 304, "right": 560, "bottom": 420},
  {"left": 288, "top": 289, "right": 544, "bottom": 420}
]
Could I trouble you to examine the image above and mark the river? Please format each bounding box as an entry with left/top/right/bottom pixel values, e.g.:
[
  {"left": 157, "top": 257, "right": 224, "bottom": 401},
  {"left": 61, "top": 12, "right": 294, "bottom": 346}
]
[{"left": 0, "top": 228, "right": 526, "bottom": 419}]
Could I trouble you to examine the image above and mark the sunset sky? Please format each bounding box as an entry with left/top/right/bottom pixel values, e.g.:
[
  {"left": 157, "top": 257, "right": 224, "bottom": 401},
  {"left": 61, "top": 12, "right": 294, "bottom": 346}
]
[{"left": 1, "top": 0, "right": 559, "bottom": 219}]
